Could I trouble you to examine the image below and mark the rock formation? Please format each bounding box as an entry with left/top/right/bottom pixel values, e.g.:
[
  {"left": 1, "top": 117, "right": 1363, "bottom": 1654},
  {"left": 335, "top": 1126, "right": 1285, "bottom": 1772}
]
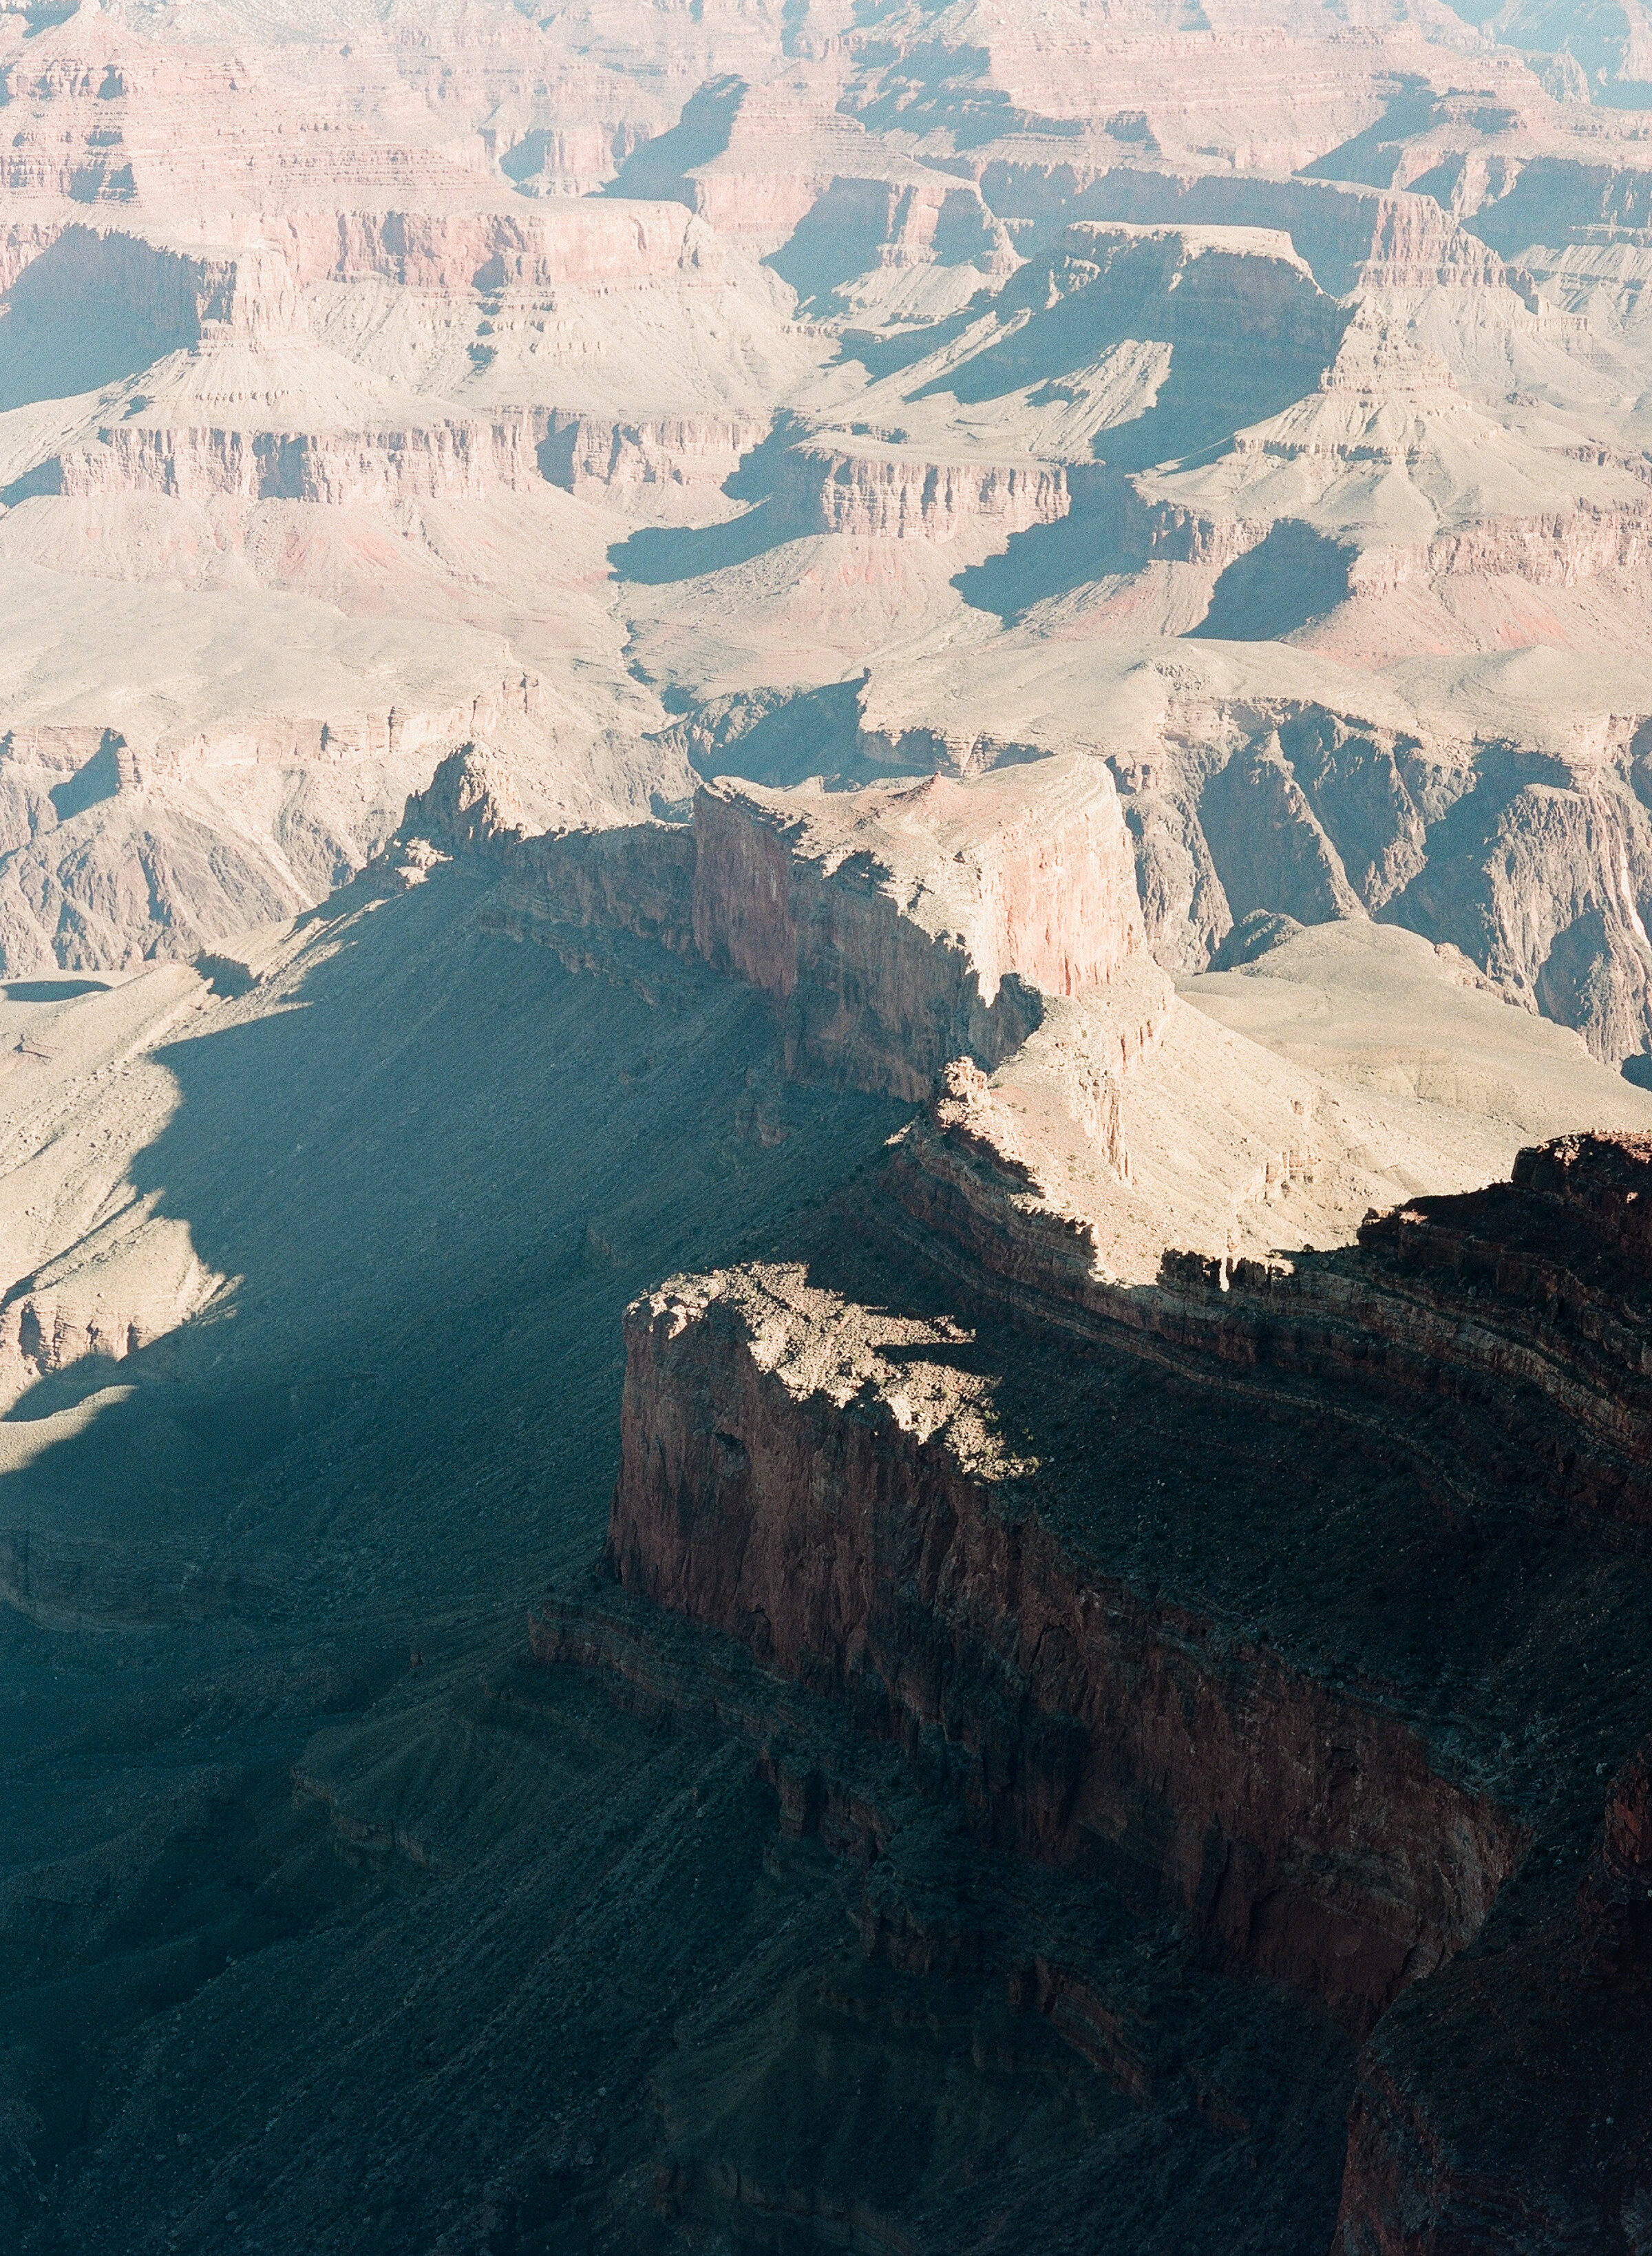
[
  {"left": 563, "top": 808, "right": 1652, "bottom": 2242},
  {"left": 580, "top": 1106, "right": 1652, "bottom": 2242},
  {"left": 0, "top": 0, "right": 1645, "bottom": 1074},
  {"left": 5, "top": 1, "right": 1652, "bottom": 2251},
  {"left": 427, "top": 710, "right": 1651, "bottom": 2246}
]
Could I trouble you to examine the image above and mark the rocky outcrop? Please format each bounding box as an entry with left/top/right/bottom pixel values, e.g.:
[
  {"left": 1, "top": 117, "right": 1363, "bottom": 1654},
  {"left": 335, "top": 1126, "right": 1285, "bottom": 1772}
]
[
  {"left": 693, "top": 766, "right": 1145, "bottom": 1095},
  {"left": 773, "top": 442, "right": 1069, "bottom": 542},
  {"left": 491, "top": 758, "right": 1144, "bottom": 1103},
  {"left": 399, "top": 742, "right": 526, "bottom": 852},
  {"left": 606, "top": 1263, "right": 1524, "bottom": 2032},
  {"left": 964, "top": 165, "right": 1519, "bottom": 297},
  {"left": 582, "top": 1113, "right": 1652, "bottom": 2243},
  {"left": 274, "top": 203, "right": 727, "bottom": 291},
  {"left": 497, "top": 793, "right": 1042, "bottom": 1101},
  {"left": 2, "top": 224, "right": 301, "bottom": 344},
  {"left": 494, "top": 818, "right": 698, "bottom": 958},
  {"left": 1348, "top": 497, "right": 1652, "bottom": 595},
  {"left": 686, "top": 785, "right": 1043, "bottom": 1097},
  {"left": 774, "top": 171, "right": 1019, "bottom": 283},
  {"left": 41, "top": 414, "right": 547, "bottom": 505},
  {"left": 1514, "top": 1126, "right": 1652, "bottom": 1247},
  {"left": 538, "top": 411, "right": 766, "bottom": 503}
]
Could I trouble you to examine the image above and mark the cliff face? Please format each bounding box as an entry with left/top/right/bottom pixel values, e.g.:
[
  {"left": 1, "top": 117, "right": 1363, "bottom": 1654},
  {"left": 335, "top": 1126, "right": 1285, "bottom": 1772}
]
[
  {"left": 1514, "top": 1126, "right": 1652, "bottom": 1251},
  {"left": 688, "top": 783, "right": 1048, "bottom": 1099},
  {"left": 0, "top": 224, "right": 309, "bottom": 348},
  {"left": 538, "top": 411, "right": 766, "bottom": 506},
  {"left": 1121, "top": 491, "right": 1652, "bottom": 598},
  {"left": 586, "top": 1119, "right": 1652, "bottom": 2248},
  {"left": 521, "top": 624, "right": 1652, "bottom": 2240},
  {"left": 962, "top": 165, "right": 1518, "bottom": 297},
  {"left": 32, "top": 393, "right": 763, "bottom": 517},
  {"left": 44, "top": 414, "right": 546, "bottom": 504},
  {"left": 693, "top": 762, "right": 1143, "bottom": 998},
  {"left": 488, "top": 756, "right": 1145, "bottom": 1104},
  {"left": 608, "top": 1265, "right": 1525, "bottom": 2032},
  {"left": 1349, "top": 496, "right": 1652, "bottom": 593},
  {"left": 774, "top": 171, "right": 1019, "bottom": 280},
  {"left": 271, "top": 203, "right": 726, "bottom": 291},
  {"left": 773, "top": 443, "right": 1070, "bottom": 542}
]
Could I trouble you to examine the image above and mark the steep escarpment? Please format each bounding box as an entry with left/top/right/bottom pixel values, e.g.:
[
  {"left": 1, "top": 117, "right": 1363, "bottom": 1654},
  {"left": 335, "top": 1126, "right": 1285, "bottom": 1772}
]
[
  {"left": 964, "top": 167, "right": 1522, "bottom": 298},
  {"left": 36, "top": 414, "right": 548, "bottom": 504},
  {"left": 538, "top": 411, "right": 767, "bottom": 509},
  {"left": 583, "top": 1102, "right": 1652, "bottom": 2246},
  {"left": 485, "top": 752, "right": 1145, "bottom": 1101},
  {"left": 498, "top": 718, "right": 1652, "bottom": 2248},
  {"left": 478, "top": 738, "right": 1652, "bottom": 1287},
  {"left": 772, "top": 443, "right": 1070, "bottom": 542},
  {"left": 287, "top": 203, "right": 728, "bottom": 291},
  {"left": 0, "top": 224, "right": 297, "bottom": 342},
  {"left": 606, "top": 1264, "right": 1524, "bottom": 2031},
  {"left": 688, "top": 770, "right": 1136, "bottom": 1097}
]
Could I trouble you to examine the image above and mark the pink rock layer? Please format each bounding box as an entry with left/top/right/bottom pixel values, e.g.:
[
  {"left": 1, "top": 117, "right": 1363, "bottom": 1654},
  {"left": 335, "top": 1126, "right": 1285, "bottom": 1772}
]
[{"left": 485, "top": 766, "right": 1143, "bottom": 1102}]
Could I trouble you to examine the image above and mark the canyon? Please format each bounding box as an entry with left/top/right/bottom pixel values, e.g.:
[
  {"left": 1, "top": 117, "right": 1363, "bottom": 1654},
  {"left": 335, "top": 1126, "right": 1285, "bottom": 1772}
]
[
  {"left": 525, "top": 761, "right": 1652, "bottom": 2250},
  {"left": 1, "top": 1, "right": 1652, "bottom": 2253}
]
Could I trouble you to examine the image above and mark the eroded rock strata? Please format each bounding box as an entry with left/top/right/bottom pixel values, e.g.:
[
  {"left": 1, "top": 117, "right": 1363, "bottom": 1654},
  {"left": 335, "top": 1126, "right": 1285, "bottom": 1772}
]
[
  {"left": 558, "top": 1128, "right": 1652, "bottom": 2248},
  {"left": 485, "top": 757, "right": 1143, "bottom": 1099},
  {"left": 508, "top": 772, "right": 1652, "bottom": 2248},
  {"left": 605, "top": 1265, "right": 1524, "bottom": 2031},
  {"left": 5, "top": 717, "right": 1652, "bottom": 2255},
  {"left": 14, "top": 1, "right": 1652, "bottom": 2246}
]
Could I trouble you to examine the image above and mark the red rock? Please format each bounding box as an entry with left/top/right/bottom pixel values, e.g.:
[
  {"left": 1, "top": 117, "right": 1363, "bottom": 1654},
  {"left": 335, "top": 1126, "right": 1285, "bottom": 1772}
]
[{"left": 606, "top": 1265, "right": 1525, "bottom": 2033}]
